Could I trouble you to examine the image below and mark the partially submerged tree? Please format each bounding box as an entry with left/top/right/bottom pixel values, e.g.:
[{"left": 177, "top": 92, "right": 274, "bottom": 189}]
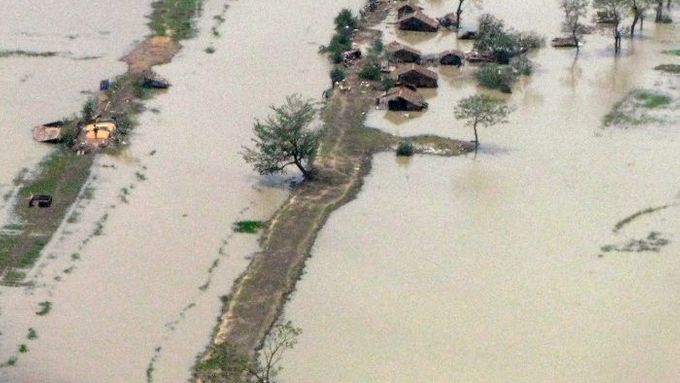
[
  {"left": 560, "top": 0, "right": 590, "bottom": 53},
  {"left": 593, "top": 0, "right": 629, "bottom": 53},
  {"left": 248, "top": 321, "right": 302, "bottom": 383},
  {"left": 474, "top": 14, "right": 518, "bottom": 63},
  {"left": 454, "top": 94, "right": 514, "bottom": 148},
  {"left": 242, "top": 95, "right": 319, "bottom": 180},
  {"left": 630, "top": 0, "right": 653, "bottom": 35},
  {"left": 454, "top": 0, "right": 483, "bottom": 27}
]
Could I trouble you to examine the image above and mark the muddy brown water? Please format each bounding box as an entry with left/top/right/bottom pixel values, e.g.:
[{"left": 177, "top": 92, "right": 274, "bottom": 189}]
[
  {"left": 279, "top": 1, "right": 680, "bottom": 382},
  {"left": 0, "top": 0, "right": 365, "bottom": 381}
]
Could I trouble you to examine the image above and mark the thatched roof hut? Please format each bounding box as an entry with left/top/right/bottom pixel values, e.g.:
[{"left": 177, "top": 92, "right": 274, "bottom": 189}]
[
  {"left": 84, "top": 120, "right": 117, "bottom": 141},
  {"left": 397, "top": 11, "right": 439, "bottom": 32},
  {"left": 396, "top": 2, "right": 423, "bottom": 19},
  {"left": 380, "top": 84, "right": 427, "bottom": 111},
  {"left": 391, "top": 64, "right": 439, "bottom": 88},
  {"left": 386, "top": 41, "right": 422, "bottom": 63},
  {"left": 33, "top": 121, "right": 64, "bottom": 142},
  {"left": 439, "top": 50, "right": 465, "bottom": 66}
]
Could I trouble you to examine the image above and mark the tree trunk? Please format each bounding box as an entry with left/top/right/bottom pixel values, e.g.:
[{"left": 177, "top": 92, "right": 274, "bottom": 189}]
[
  {"left": 455, "top": 0, "right": 465, "bottom": 27},
  {"left": 656, "top": 2, "right": 663, "bottom": 21},
  {"left": 473, "top": 122, "right": 479, "bottom": 147},
  {"left": 573, "top": 29, "right": 580, "bottom": 54},
  {"left": 294, "top": 157, "right": 312, "bottom": 180},
  {"left": 631, "top": 8, "right": 639, "bottom": 37},
  {"left": 667, "top": 0, "right": 672, "bottom": 10},
  {"left": 640, "top": 14, "right": 644, "bottom": 30}
]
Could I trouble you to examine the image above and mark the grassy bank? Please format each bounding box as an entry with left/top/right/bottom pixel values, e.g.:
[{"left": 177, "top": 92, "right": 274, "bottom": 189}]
[
  {"left": 193, "top": 3, "right": 472, "bottom": 381},
  {"left": 0, "top": 0, "right": 205, "bottom": 284}
]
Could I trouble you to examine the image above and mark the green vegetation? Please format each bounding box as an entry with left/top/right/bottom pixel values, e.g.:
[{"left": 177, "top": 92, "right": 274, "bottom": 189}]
[
  {"left": 330, "top": 67, "right": 346, "bottom": 84},
  {"left": 205, "top": 46, "right": 216, "bottom": 54},
  {"left": 196, "top": 342, "right": 250, "bottom": 382},
  {"left": 233, "top": 220, "right": 265, "bottom": 234},
  {"left": 662, "top": 49, "right": 680, "bottom": 56},
  {"left": 27, "top": 328, "right": 38, "bottom": 340},
  {"left": 396, "top": 141, "right": 415, "bottom": 157},
  {"left": 613, "top": 205, "right": 672, "bottom": 233},
  {"left": 320, "top": 9, "right": 358, "bottom": 63},
  {"left": 81, "top": 97, "right": 97, "bottom": 122},
  {"left": 242, "top": 95, "right": 320, "bottom": 180},
  {"left": 0, "top": 50, "right": 58, "bottom": 58},
  {"left": 475, "top": 64, "right": 517, "bottom": 93},
  {"left": 604, "top": 89, "right": 673, "bottom": 127},
  {"left": 148, "top": 0, "right": 203, "bottom": 40},
  {"left": 654, "top": 64, "right": 680, "bottom": 74},
  {"left": 635, "top": 90, "right": 672, "bottom": 108},
  {"left": 358, "top": 63, "right": 381, "bottom": 80},
  {"left": 18, "top": 344, "right": 28, "bottom": 353},
  {"left": 455, "top": 94, "right": 515, "bottom": 148},
  {"left": 36, "top": 301, "right": 52, "bottom": 316}
]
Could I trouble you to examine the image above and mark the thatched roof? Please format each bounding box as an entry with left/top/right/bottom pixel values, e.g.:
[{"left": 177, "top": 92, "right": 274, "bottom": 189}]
[
  {"left": 397, "top": 11, "right": 440, "bottom": 31},
  {"left": 386, "top": 41, "right": 422, "bottom": 56},
  {"left": 439, "top": 49, "right": 465, "bottom": 58},
  {"left": 383, "top": 84, "right": 425, "bottom": 105},
  {"left": 33, "top": 121, "right": 64, "bottom": 142},
  {"left": 392, "top": 63, "right": 439, "bottom": 80}
]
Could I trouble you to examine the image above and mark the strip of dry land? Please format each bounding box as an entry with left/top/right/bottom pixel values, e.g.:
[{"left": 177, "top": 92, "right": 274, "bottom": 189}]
[
  {"left": 194, "top": 2, "right": 473, "bottom": 381},
  {"left": 0, "top": 0, "right": 200, "bottom": 285}
]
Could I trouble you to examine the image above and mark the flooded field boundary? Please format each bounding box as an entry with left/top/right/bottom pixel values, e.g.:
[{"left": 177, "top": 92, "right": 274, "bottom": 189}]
[
  {"left": 0, "top": 0, "right": 203, "bottom": 284},
  {"left": 193, "top": 3, "right": 473, "bottom": 381}
]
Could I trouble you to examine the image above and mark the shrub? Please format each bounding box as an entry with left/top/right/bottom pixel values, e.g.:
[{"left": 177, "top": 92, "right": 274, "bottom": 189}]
[
  {"left": 476, "top": 64, "right": 517, "bottom": 93},
  {"left": 659, "top": 15, "right": 673, "bottom": 23},
  {"left": 396, "top": 141, "right": 414, "bottom": 156},
  {"left": 511, "top": 55, "right": 534, "bottom": 76},
  {"left": 381, "top": 75, "right": 396, "bottom": 91},
  {"left": 359, "top": 64, "right": 381, "bottom": 81},
  {"left": 321, "top": 29, "right": 353, "bottom": 63},
  {"left": 330, "top": 67, "right": 346, "bottom": 84},
  {"left": 515, "top": 31, "right": 545, "bottom": 51},
  {"left": 81, "top": 97, "right": 97, "bottom": 121},
  {"left": 335, "top": 9, "right": 358, "bottom": 31},
  {"left": 397, "top": 140, "right": 414, "bottom": 157},
  {"left": 371, "top": 39, "right": 384, "bottom": 55}
]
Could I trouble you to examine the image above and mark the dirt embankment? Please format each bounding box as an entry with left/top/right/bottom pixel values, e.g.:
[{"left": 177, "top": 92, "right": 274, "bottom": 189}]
[{"left": 194, "top": 2, "right": 472, "bottom": 380}]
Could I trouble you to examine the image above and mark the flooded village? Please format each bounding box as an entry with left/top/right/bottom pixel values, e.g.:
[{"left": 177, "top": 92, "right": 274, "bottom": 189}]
[{"left": 1, "top": 0, "right": 679, "bottom": 382}]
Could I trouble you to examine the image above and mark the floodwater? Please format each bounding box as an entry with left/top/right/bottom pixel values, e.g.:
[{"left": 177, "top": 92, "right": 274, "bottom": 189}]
[
  {"left": 0, "top": 0, "right": 364, "bottom": 382},
  {"left": 281, "top": 1, "right": 680, "bottom": 382},
  {"left": 0, "top": 0, "right": 151, "bottom": 221}
]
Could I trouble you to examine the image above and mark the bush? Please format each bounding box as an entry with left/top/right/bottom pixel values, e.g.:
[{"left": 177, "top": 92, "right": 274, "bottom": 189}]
[
  {"left": 321, "top": 29, "right": 353, "bottom": 63},
  {"left": 335, "top": 9, "right": 358, "bottom": 31},
  {"left": 511, "top": 55, "right": 533, "bottom": 76},
  {"left": 359, "top": 64, "right": 381, "bottom": 81},
  {"left": 381, "top": 75, "right": 396, "bottom": 91},
  {"left": 659, "top": 15, "right": 673, "bottom": 23},
  {"left": 330, "top": 67, "right": 346, "bottom": 84},
  {"left": 371, "top": 39, "right": 384, "bottom": 55},
  {"left": 396, "top": 141, "right": 414, "bottom": 156},
  {"left": 515, "top": 31, "right": 545, "bottom": 51},
  {"left": 476, "top": 64, "right": 517, "bottom": 93},
  {"left": 81, "top": 97, "right": 97, "bottom": 121}
]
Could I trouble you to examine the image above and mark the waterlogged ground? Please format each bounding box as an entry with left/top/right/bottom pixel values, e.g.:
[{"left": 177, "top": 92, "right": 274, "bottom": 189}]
[
  {"left": 280, "top": 1, "right": 680, "bottom": 382},
  {"left": 0, "top": 0, "right": 365, "bottom": 381},
  {"left": 0, "top": 0, "right": 151, "bottom": 220}
]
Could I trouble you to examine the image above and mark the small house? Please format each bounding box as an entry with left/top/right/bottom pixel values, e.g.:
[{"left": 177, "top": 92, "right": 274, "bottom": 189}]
[
  {"left": 551, "top": 36, "right": 578, "bottom": 48},
  {"left": 380, "top": 84, "right": 427, "bottom": 111},
  {"left": 84, "top": 120, "right": 117, "bottom": 141},
  {"left": 386, "top": 41, "right": 422, "bottom": 63},
  {"left": 391, "top": 64, "right": 439, "bottom": 88},
  {"left": 29, "top": 194, "right": 53, "bottom": 208},
  {"left": 438, "top": 12, "right": 458, "bottom": 29},
  {"left": 142, "top": 70, "right": 171, "bottom": 89},
  {"left": 397, "top": 11, "right": 439, "bottom": 32},
  {"left": 458, "top": 29, "right": 478, "bottom": 40},
  {"left": 33, "top": 121, "right": 64, "bottom": 143},
  {"left": 396, "top": 2, "right": 423, "bottom": 19},
  {"left": 439, "top": 50, "right": 465, "bottom": 66},
  {"left": 343, "top": 48, "right": 362, "bottom": 63},
  {"left": 464, "top": 50, "right": 494, "bottom": 63}
]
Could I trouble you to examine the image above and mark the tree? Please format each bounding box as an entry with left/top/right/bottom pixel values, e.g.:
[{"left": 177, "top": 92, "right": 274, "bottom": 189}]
[
  {"left": 593, "top": 0, "right": 629, "bottom": 53},
  {"left": 474, "top": 14, "right": 518, "bottom": 63},
  {"left": 454, "top": 95, "right": 514, "bottom": 148},
  {"left": 630, "top": 0, "right": 653, "bottom": 35},
  {"left": 334, "top": 9, "right": 357, "bottom": 31},
  {"left": 242, "top": 95, "right": 319, "bottom": 180},
  {"left": 561, "top": 0, "right": 590, "bottom": 53},
  {"left": 248, "top": 321, "right": 302, "bottom": 383}
]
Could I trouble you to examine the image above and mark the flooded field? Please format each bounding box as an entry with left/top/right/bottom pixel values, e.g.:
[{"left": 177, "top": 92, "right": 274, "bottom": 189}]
[
  {"left": 0, "top": 0, "right": 365, "bottom": 381},
  {"left": 280, "top": 1, "right": 680, "bottom": 382},
  {"left": 0, "top": 0, "right": 151, "bottom": 218}
]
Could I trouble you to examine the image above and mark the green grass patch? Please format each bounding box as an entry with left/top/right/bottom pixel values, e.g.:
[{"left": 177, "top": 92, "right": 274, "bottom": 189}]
[
  {"left": 36, "top": 301, "right": 52, "bottom": 316},
  {"left": 18, "top": 240, "right": 46, "bottom": 268},
  {"left": 634, "top": 90, "right": 672, "bottom": 108},
  {"left": 20, "top": 150, "right": 82, "bottom": 198},
  {"left": 233, "top": 220, "right": 265, "bottom": 234},
  {"left": 2, "top": 269, "right": 26, "bottom": 286},
  {"left": 662, "top": 49, "right": 680, "bottom": 56},
  {"left": 18, "top": 344, "right": 28, "bottom": 353},
  {"left": 148, "top": 0, "right": 203, "bottom": 41},
  {"left": 27, "top": 328, "right": 38, "bottom": 340}
]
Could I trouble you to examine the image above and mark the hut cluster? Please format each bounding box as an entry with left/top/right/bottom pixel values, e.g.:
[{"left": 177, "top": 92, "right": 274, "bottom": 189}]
[{"left": 374, "top": 2, "right": 482, "bottom": 112}]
